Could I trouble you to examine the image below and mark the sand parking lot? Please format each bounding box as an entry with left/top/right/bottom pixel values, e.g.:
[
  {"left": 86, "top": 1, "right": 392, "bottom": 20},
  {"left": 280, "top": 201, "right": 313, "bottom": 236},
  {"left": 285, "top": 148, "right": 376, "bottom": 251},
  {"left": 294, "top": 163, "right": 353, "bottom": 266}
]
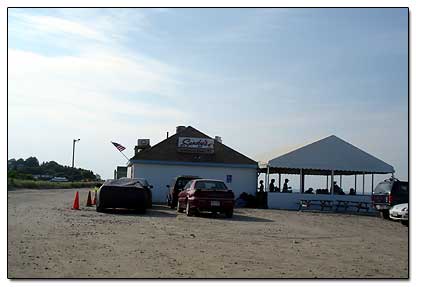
[{"left": 8, "top": 188, "right": 408, "bottom": 278}]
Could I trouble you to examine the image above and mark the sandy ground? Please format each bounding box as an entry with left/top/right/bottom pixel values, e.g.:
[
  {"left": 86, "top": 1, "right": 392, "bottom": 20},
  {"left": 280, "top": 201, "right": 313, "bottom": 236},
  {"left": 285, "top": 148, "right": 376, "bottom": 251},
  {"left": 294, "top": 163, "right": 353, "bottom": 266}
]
[{"left": 8, "top": 188, "right": 408, "bottom": 279}]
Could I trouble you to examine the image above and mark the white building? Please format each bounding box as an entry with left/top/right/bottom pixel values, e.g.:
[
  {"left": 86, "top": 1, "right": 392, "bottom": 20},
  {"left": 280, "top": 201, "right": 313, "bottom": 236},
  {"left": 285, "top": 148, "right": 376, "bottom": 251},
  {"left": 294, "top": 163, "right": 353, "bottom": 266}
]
[{"left": 127, "top": 126, "right": 258, "bottom": 202}]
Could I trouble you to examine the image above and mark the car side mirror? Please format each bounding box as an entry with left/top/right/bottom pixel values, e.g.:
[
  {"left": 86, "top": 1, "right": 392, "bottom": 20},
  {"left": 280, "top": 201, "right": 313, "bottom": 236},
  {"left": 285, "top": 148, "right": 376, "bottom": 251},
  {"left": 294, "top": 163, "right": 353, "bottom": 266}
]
[
  {"left": 166, "top": 185, "right": 170, "bottom": 188},
  {"left": 228, "top": 189, "right": 232, "bottom": 193},
  {"left": 149, "top": 185, "right": 154, "bottom": 189},
  {"left": 196, "top": 188, "right": 201, "bottom": 192}
]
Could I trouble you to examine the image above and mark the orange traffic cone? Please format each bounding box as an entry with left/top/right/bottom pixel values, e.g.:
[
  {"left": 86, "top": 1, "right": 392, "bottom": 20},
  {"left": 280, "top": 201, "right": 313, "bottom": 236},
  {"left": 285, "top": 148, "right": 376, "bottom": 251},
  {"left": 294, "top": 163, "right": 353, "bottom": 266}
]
[
  {"left": 86, "top": 191, "right": 93, "bottom": 207},
  {"left": 72, "top": 191, "right": 80, "bottom": 210},
  {"left": 92, "top": 191, "right": 97, "bottom": 205}
]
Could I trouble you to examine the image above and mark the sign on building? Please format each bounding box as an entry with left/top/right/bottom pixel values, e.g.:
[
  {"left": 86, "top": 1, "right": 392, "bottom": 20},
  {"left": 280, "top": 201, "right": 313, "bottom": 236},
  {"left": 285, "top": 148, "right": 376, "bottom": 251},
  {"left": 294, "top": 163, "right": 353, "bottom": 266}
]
[{"left": 177, "top": 137, "right": 215, "bottom": 154}]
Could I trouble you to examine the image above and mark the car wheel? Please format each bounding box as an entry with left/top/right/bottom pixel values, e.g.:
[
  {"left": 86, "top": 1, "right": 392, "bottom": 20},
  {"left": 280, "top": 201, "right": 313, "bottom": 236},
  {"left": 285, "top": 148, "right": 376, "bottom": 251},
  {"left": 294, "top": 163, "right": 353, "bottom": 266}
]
[
  {"left": 177, "top": 201, "right": 184, "bottom": 213},
  {"left": 170, "top": 198, "right": 177, "bottom": 209},
  {"left": 401, "top": 220, "right": 409, "bottom": 227},
  {"left": 225, "top": 209, "right": 233, "bottom": 218},
  {"left": 380, "top": 210, "right": 390, "bottom": 219},
  {"left": 186, "top": 201, "right": 194, "bottom": 217}
]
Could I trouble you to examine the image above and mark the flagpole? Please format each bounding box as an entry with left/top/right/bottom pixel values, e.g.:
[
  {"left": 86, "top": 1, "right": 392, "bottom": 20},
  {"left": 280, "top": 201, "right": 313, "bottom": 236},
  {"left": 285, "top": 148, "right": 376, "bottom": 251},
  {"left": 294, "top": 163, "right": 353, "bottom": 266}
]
[{"left": 119, "top": 150, "right": 130, "bottom": 161}]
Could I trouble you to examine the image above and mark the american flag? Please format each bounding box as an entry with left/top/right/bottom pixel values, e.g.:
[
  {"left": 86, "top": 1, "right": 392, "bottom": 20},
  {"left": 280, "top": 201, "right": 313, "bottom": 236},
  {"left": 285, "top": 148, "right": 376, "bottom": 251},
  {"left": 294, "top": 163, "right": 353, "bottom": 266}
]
[{"left": 111, "top": 141, "right": 126, "bottom": 152}]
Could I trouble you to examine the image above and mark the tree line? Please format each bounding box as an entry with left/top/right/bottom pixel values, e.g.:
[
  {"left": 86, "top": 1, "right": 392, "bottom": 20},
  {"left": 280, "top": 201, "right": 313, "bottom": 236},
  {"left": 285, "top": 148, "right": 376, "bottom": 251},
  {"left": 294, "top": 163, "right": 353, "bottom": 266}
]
[{"left": 8, "top": 157, "right": 100, "bottom": 181}]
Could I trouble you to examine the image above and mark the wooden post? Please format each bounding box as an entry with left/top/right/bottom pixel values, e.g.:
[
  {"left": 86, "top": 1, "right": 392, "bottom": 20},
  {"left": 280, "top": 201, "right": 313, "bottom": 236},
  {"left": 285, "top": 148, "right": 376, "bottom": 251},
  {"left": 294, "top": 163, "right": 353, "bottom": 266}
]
[
  {"left": 331, "top": 170, "right": 334, "bottom": 195},
  {"left": 326, "top": 175, "right": 329, "bottom": 190},
  {"left": 266, "top": 165, "right": 270, "bottom": 192},
  {"left": 362, "top": 172, "right": 365, "bottom": 195},
  {"left": 340, "top": 175, "right": 342, "bottom": 189}
]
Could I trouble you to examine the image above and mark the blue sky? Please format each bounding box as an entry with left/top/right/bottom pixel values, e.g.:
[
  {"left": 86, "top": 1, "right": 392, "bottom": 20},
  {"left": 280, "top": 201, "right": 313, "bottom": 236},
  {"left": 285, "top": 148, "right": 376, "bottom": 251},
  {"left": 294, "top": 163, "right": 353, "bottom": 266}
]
[{"left": 8, "top": 8, "right": 408, "bottom": 189}]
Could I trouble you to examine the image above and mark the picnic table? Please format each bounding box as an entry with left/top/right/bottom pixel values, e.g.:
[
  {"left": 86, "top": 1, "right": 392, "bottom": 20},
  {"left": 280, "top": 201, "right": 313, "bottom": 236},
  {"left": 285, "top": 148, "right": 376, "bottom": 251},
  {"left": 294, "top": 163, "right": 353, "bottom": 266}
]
[
  {"left": 298, "top": 199, "right": 333, "bottom": 211},
  {"left": 335, "top": 200, "right": 371, "bottom": 212}
]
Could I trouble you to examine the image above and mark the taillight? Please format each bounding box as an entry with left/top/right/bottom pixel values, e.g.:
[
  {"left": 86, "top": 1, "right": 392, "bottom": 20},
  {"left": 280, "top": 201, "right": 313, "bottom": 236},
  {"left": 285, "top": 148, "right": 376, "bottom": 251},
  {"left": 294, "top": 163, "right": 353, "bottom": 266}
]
[{"left": 388, "top": 194, "right": 393, "bottom": 204}]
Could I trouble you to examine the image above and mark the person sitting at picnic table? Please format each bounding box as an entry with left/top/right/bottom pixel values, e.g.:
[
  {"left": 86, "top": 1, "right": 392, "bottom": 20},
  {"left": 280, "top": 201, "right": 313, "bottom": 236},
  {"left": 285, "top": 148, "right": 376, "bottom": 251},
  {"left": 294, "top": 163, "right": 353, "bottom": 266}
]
[
  {"left": 259, "top": 180, "right": 264, "bottom": 192},
  {"left": 305, "top": 188, "right": 314, "bottom": 194},
  {"left": 331, "top": 181, "right": 345, "bottom": 195},
  {"left": 282, "top": 179, "right": 292, "bottom": 193},
  {"left": 349, "top": 187, "right": 356, "bottom": 195},
  {"left": 269, "top": 179, "right": 276, "bottom": 192}
]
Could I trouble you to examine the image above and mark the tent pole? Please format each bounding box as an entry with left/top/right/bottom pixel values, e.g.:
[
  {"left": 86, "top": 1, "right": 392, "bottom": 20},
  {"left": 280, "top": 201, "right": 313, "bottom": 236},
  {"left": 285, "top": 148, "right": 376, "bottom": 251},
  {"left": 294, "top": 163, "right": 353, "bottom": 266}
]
[
  {"left": 331, "top": 170, "right": 334, "bottom": 195},
  {"left": 354, "top": 174, "right": 357, "bottom": 194},
  {"left": 340, "top": 175, "right": 342, "bottom": 189},
  {"left": 326, "top": 175, "right": 328, "bottom": 190},
  {"left": 300, "top": 169, "right": 303, "bottom": 193},
  {"left": 362, "top": 172, "right": 365, "bottom": 195},
  {"left": 372, "top": 174, "right": 374, "bottom": 194},
  {"left": 266, "top": 164, "right": 270, "bottom": 192},
  {"left": 278, "top": 173, "right": 281, "bottom": 192}
]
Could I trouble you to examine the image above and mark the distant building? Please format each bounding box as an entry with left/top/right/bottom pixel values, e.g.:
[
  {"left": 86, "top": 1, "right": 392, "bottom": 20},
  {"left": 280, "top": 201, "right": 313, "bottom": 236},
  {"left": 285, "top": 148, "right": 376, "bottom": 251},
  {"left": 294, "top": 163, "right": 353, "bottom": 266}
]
[
  {"left": 127, "top": 126, "right": 258, "bottom": 202},
  {"left": 114, "top": 166, "right": 128, "bottom": 179}
]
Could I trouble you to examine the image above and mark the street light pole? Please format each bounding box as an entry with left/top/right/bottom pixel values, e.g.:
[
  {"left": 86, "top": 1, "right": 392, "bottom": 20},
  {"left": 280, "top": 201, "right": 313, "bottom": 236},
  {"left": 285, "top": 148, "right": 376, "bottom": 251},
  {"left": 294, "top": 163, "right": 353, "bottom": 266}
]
[{"left": 72, "top": 139, "right": 80, "bottom": 168}]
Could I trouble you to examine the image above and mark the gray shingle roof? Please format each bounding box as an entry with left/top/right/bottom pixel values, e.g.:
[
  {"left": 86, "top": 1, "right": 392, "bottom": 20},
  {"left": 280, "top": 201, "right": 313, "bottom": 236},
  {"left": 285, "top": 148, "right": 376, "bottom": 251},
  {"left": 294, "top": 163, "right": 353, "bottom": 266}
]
[{"left": 130, "top": 126, "right": 257, "bottom": 166}]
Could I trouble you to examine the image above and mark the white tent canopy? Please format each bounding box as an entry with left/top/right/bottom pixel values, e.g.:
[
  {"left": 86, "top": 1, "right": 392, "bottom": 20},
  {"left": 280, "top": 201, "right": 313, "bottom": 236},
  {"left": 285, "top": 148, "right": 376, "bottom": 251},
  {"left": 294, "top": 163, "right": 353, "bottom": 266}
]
[
  {"left": 260, "top": 135, "right": 395, "bottom": 195},
  {"left": 268, "top": 135, "right": 394, "bottom": 174}
]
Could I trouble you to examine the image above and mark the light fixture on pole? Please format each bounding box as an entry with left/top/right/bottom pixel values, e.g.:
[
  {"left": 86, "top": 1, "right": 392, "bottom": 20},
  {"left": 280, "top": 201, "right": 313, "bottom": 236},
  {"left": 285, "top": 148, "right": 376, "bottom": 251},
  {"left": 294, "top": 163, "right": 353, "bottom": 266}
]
[{"left": 72, "top": 139, "right": 80, "bottom": 168}]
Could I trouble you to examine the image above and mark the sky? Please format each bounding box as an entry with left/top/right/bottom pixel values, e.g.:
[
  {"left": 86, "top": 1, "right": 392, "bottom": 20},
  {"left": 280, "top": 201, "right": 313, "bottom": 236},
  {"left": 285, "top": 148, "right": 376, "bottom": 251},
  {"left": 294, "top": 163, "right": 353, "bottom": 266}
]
[{"left": 8, "top": 8, "right": 408, "bottom": 189}]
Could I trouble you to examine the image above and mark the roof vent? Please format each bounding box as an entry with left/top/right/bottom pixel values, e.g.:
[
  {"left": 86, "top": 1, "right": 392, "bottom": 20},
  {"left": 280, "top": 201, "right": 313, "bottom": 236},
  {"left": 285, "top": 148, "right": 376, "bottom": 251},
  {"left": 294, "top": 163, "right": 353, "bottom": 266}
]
[
  {"left": 176, "top": 126, "right": 186, "bottom": 134},
  {"left": 215, "top": 136, "right": 222, "bottom": 143}
]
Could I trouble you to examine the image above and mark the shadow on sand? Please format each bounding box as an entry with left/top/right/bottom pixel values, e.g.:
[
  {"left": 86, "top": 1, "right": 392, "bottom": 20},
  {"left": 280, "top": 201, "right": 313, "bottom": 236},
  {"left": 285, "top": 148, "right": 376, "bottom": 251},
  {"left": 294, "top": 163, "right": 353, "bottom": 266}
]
[{"left": 99, "top": 205, "right": 273, "bottom": 222}]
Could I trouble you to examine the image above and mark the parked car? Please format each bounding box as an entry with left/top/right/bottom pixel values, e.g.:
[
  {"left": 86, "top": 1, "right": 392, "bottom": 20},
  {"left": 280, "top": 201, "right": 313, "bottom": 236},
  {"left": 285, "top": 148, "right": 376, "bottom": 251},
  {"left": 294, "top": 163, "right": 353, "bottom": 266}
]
[
  {"left": 372, "top": 178, "right": 409, "bottom": 219},
  {"left": 49, "top": 176, "right": 68, "bottom": 182},
  {"left": 389, "top": 203, "right": 409, "bottom": 226},
  {"left": 177, "top": 179, "right": 234, "bottom": 218},
  {"left": 96, "top": 178, "right": 153, "bottom": 213},
  {"left": 166, "top": 175, "right": 200, "bottom": 209}
]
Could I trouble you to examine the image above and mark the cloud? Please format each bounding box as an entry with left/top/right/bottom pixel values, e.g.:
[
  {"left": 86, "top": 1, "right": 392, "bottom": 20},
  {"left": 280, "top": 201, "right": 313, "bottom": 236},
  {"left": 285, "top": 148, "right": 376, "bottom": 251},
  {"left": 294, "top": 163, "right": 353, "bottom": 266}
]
[{"left": 8, "top": 10, "right": 189, "bottom": 178}]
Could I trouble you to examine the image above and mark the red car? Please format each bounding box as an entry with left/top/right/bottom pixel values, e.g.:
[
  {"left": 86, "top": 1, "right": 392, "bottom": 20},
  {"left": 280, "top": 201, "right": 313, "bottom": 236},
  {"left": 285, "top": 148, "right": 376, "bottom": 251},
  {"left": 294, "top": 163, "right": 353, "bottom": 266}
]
[{"left": 177, "top": 179, "right": 234, "bottom": 218}]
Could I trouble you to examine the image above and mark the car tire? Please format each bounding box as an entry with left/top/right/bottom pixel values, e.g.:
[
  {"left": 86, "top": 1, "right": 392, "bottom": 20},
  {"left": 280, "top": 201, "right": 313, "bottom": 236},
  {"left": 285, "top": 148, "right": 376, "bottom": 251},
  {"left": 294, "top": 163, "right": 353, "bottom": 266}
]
[
  {"left": 170, "top": 198, "right": 177, "bottom": 209},
  {"left": 96, "top": 203, "right": 104, "bottom": 212},
  {"left": 225, "top": 209, "right": 233, "bottom": 218},
  {"left": 186, "top": 201, "right": 194, "bottom": 217},
  {"left": 177, "top": 201, "right": 184, "bottom": 213},
  {"left": 401, "top": 220, "right": 409, "bottom": 227},
  {"left": 380, "top": 210, "right": 390, "bottom": 219}
]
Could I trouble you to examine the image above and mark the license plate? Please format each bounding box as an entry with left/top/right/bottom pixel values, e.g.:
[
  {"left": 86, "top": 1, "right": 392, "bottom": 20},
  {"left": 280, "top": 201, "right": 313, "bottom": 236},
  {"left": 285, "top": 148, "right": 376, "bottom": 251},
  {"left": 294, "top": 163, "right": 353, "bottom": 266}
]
[
  {"left": 211, "top": 201, "right": 220, "bottom": 206},
  {"left": 391, "top": 212, "right": 398, "bottom": 216}
]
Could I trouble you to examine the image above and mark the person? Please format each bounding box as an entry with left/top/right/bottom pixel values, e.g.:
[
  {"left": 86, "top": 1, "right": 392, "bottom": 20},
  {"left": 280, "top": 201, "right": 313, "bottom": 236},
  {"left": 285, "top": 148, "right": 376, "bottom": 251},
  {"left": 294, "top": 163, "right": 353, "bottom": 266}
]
[
  {"left": 282, "top": 179, "right": 291, "bottom": 193},
  {"left": 349, "top": 188, "right": 356, "bottom": 195},
  {"left": 259, "top": 180, "right": 264, "bottom": 192},
  {"left": 305, "top": 188, "right": 314, "bottom": 194},
  {"left": 269, "top": 179, "right": 276, "bottom": 192},
  {"left": 332, "top": 181, "right": 345, "bottom": 195}
]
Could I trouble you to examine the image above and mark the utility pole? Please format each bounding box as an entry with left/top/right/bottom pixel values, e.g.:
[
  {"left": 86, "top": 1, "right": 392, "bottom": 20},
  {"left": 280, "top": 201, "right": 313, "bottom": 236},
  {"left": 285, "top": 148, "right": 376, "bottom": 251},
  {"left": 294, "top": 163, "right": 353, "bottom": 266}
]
[{"left": 72, "top": 139, "right": 80, "bottom": 168}]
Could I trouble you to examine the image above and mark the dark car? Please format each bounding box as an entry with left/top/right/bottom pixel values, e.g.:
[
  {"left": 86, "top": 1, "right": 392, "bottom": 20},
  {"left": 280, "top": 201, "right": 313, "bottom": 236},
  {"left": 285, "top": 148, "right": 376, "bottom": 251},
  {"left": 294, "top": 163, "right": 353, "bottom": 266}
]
[
  {"left": 372, "top": 178, "right": 409, "bottom": 219},
  {"left": 177, "top": 179, "right": 234, "bottom": 218},
  {"left": 166, "top": 175, "right": 200, "bottom": 209},
  {"left": 96, "top": 178, "right": 153, "bottom": 213}
]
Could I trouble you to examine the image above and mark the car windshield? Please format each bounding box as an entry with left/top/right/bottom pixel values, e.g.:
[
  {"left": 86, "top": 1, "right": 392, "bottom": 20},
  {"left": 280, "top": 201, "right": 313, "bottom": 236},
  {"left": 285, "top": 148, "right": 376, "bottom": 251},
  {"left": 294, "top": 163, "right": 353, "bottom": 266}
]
[
  {"left": 176, "top": 178, "right": 194, "bottom": 188},
  {"left": 194, "top": 181, "right": 227, "bottom": 190},
  {"left": 374, "top": 182, "right": 392, "bottom": 194}
]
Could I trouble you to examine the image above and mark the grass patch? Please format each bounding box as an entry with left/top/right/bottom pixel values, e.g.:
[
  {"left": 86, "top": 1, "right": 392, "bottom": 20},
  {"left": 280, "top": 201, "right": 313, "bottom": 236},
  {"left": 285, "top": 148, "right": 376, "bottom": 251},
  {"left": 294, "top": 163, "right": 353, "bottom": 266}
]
[{"left": 8, "top": 178, "right": 102, "bottom": 190}]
